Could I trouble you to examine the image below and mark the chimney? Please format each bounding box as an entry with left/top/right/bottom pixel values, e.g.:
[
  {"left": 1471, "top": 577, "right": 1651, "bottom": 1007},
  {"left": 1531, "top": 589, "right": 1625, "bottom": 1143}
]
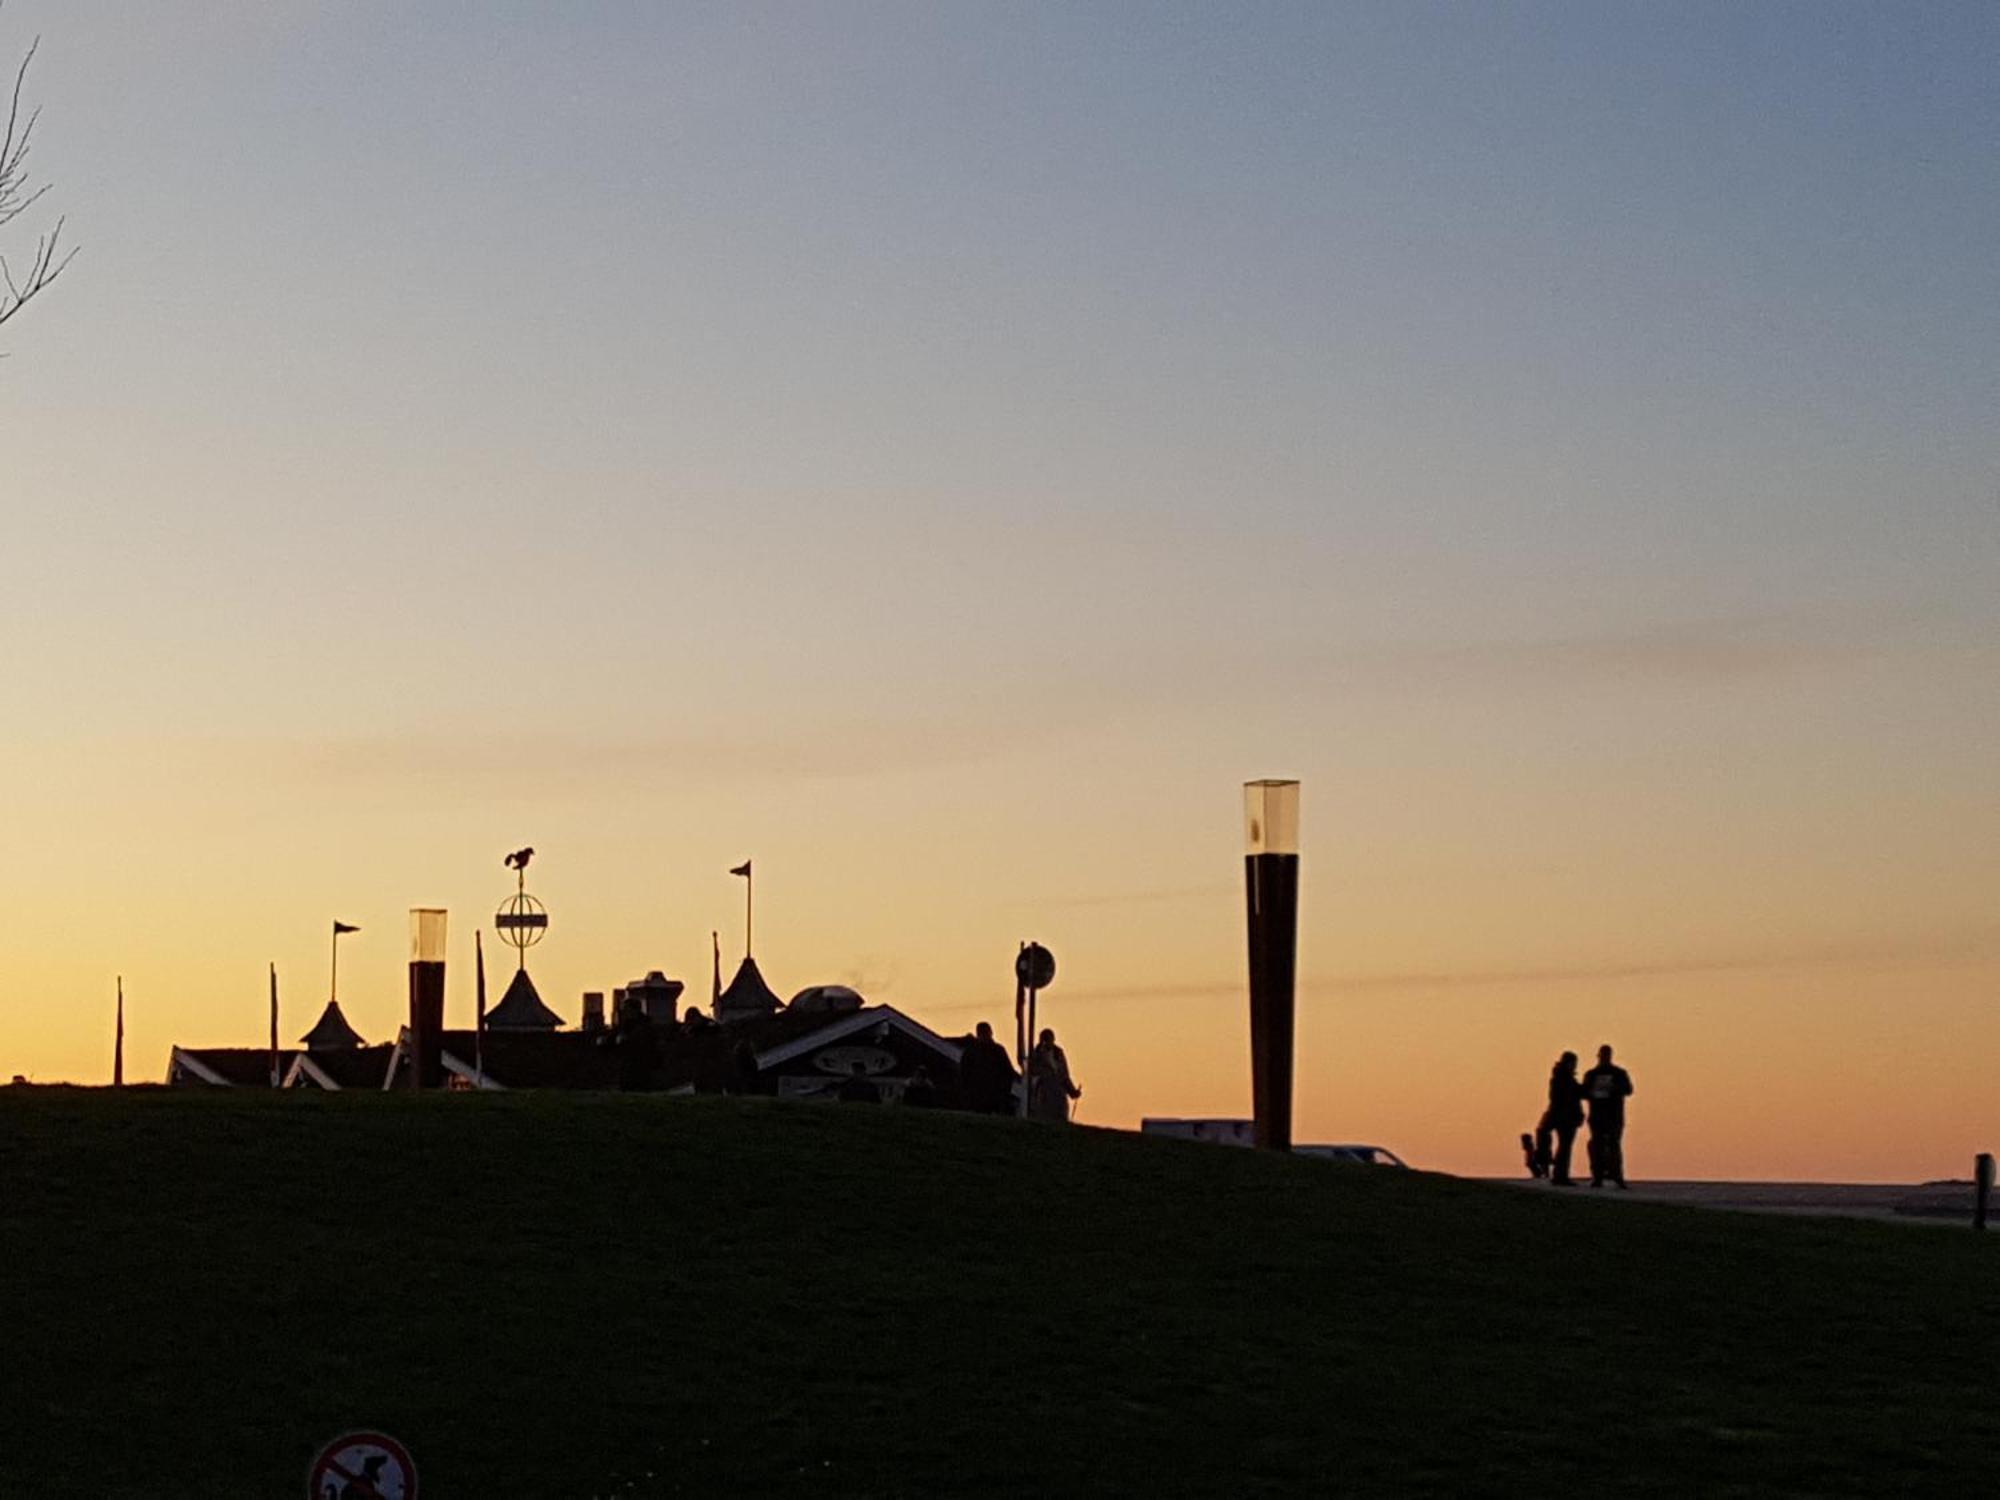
[
  {"left": 630, "top": 970, "right": 686, "bottom": 1023},
  {"left": 408, "top": 907, "right": 448, "bottom": 1090},
  {"left": 581, "top": 991, "right": 606, "bottom": 1033}
]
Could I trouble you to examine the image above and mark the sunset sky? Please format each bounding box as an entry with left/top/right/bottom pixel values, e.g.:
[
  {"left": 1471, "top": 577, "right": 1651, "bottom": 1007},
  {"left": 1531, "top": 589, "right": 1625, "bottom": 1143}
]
[{"left": 3, "top": 3, "right": 1994, "bottom": 1180}]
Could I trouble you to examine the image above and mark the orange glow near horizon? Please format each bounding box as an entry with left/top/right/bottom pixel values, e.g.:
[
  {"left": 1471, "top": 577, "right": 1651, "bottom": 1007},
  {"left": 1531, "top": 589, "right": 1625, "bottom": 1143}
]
[{"left": 5, "top": 750, "right": 1993, "bottom": 1184}]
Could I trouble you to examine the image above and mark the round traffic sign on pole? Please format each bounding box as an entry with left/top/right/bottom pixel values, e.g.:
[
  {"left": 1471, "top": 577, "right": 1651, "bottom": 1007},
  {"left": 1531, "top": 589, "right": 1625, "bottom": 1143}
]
[
  {"left": 1015, "top": 943, "right": 1055, "bottom": 992},
  {"left": 308, "top": 1430, "right": 418, "bottom": 1499}
]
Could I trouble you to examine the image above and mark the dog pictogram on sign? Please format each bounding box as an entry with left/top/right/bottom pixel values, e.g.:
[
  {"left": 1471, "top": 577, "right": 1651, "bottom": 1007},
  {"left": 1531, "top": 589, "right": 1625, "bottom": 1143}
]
[{"left": 308, "top": 1430, "right": 417, "bottom": 1500}]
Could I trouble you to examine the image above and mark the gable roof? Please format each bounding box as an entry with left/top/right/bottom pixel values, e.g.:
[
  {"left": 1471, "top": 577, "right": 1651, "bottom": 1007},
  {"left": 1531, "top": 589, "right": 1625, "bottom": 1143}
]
[
  {"left": 299, "top": 1000, "right": 366, "bottom": 1050},
  {"left": 168, "top": 1046, "right": 296, "bottom": 1087},
  {"left": 285, "top": 1043, "right": 396, "bottom": 1091},
  {"left": 484, "top": 968, "right": 564, "bottom": 1031},
  {"left": 753, "top": 1006, "right": 964, "bottom": 1071}
]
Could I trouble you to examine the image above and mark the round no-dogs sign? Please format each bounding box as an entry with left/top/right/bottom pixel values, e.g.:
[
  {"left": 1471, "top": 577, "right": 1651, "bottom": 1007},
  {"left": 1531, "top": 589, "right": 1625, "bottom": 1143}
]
[{"left": 308, "top": 1430, "right": 417, "bottom": 1499}]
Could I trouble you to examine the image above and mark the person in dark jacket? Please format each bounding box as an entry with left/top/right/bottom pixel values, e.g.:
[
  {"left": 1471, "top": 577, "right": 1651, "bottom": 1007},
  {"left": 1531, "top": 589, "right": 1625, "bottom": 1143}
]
[
  {"left": 1582, "top": 1044, "right": 1635, "bottom": 1187},
  {"left": 836, "top": 1061, "right": 879, "bottom": 1104},
  {"left": 958, "top": 1021, "right": 1019, "bottom": 1115},
  {"left": 613, "top": 1006, "right": 660, "bottom": 1092},
  {"left": 728, "top": 1039, "right": 760, "bottom": 1096},
  {"left": 901, "top": 1064, "right": 940, "bottom": 1108},
  {"left": 1542, "top": 1051, "right": 1585, "bottom": 1186}
]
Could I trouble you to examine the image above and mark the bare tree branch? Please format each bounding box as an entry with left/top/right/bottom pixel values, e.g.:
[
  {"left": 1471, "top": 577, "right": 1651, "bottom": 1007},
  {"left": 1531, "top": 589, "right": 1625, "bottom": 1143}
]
[{"left": 0, "top": 7, "right": 74, "bottom": 335}]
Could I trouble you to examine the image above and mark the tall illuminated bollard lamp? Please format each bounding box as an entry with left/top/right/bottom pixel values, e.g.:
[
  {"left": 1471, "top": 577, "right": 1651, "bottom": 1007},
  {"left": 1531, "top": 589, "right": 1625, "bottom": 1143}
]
[
  {"left": 408, "top": 907, "right": 448, "bottom": 1091},
  {"left": 1244, "top": 779, "right": 1300, "bottom": 1152}
]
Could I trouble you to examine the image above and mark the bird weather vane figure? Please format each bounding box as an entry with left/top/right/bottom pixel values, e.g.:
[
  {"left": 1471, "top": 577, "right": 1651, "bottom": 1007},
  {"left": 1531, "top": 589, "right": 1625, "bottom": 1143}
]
[{"left": 496, "top": 846, "right": 547, "bottom": 973}]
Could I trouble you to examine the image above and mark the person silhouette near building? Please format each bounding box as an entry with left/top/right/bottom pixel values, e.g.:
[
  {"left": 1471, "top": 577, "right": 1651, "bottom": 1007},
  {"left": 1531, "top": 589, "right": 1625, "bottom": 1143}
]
[
  {"left": 613, "top": 1004, "right": 660, "bottom": 1092},
  {"left": 728, "top": 1039, "right": 760, "bottom": 1095},
  {"left": 901, "top": 1064, "right": 940, "bottom": 1108},
  {"left": 959, "top": 1021, "right": 1018, "bottom": 1115},
  {"left": 1582, "top": 1043, "right": 1635, "bottom": 1188},
  {"left": 1541, "top": 1050, "right": 1585, "bottom": 1186},
  {"left": 837, "top": 1060, "right": 879, "bottom": 1104},
  {"left": 1028, "top": 1027, "right": 1081, "bottom": 1123}
]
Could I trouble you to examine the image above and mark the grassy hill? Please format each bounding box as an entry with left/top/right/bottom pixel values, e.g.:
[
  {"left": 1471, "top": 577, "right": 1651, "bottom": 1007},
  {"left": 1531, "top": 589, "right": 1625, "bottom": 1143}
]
[{"left": 2, "top": 1088, "right": 1995, "bottom": 1496}]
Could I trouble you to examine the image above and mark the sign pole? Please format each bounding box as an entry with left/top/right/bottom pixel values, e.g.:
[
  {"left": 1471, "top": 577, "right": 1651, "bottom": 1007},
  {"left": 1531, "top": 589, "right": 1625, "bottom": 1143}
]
[
  {"left": 1015, "top": 944, "right": 1027, "bottom": 1115},
  {"left": 475, "top": 928, "right": 487, "bottom": 1087},
  {"left": 1014, "top": 943, "right": 1056, "bottom": 1120}
]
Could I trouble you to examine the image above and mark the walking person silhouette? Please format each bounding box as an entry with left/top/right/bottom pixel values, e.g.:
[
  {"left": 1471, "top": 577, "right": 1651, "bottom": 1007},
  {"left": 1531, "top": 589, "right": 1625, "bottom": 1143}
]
[{"left": 1582, "top": 1044, "right": 1635, "bottom": 1188}]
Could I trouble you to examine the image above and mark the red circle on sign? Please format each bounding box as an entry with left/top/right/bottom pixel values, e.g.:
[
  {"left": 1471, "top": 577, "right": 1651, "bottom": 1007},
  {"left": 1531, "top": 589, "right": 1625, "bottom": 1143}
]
[{"left": 307, "top": 1430, "right": 418, "bottom": 1500}]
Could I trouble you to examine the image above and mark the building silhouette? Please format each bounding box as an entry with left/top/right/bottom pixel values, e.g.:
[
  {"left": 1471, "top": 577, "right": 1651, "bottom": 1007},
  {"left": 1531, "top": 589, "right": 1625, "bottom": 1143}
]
[{"left": 169, "top": 966, "right": 970, "bottom": 1105}]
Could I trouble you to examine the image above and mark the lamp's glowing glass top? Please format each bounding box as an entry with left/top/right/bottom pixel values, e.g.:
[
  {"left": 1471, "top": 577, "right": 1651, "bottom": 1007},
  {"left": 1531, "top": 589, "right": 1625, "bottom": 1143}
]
[
  {"left": 1244, "top": 780, "right": 1300, "bottom": 856},
  {"left": 408, "top": 908, "right": 448, "bottom": 964}
]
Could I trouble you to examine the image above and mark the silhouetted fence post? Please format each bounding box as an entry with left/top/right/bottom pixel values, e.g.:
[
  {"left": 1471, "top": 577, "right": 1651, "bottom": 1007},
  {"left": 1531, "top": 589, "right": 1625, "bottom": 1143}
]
[{"left": 1976, "top": 1153, "right": 1993, "bottom": 1232}]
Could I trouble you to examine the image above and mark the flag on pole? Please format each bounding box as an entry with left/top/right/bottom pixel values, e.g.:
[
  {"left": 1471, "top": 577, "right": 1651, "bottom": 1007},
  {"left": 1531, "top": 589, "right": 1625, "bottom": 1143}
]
[
  {"left": 333, "top": 921, "right": 359, "bottom": 935},
  {"left": 114, "top": 976, "right": 125, "bottom": 1089},
  {"left": 731, "top": 861, "right": 754, "bottom": 957},
  {"left": 268, "top": 963, "right": 280, "bottom": 1088}
]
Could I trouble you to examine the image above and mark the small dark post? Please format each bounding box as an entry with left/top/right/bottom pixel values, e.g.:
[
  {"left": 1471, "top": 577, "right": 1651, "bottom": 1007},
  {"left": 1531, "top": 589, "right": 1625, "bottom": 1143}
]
[
  {"left": 1976, "top": 1153, "right": 1993, "bottom": 1232},
  {"left": 1244, "top": 780, "right": 1301, "bottom": 1153}
]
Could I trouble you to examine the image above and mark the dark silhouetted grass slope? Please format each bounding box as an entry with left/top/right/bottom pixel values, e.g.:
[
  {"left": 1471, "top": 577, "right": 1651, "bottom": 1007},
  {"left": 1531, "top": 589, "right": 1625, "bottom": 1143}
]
[{"left": 1, "top": 1089, "right": 1994, "bottom": 1496}]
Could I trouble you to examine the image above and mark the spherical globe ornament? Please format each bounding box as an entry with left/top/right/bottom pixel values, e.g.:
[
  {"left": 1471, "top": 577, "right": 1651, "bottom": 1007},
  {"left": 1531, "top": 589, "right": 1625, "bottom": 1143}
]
[{"left": 495, "top": 891, "right": 549, "bottom": 953}]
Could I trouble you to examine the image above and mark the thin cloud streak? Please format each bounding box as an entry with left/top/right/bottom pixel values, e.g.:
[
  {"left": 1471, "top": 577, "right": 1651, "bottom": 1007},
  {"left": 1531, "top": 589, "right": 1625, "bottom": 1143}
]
[
  {"left": 120, "top": 607, "right": 1996, "bottom": 799},
  {"left": 1267, "top": 606, "right": 1992, "bottom": 695},
  {"left": 1002, "top": 882, "right": 1238, "bottom": 910},
  {"left": 1335, "top": 618, "right": 1874, "bottom": 686},
  {"left": 243, "top": 720, "right": 1037, "bottom": 790},
  {"left": 1053, "top": 928, "right": 2000, "bottom": 1006},
  {"left": 1045, "top": 604, "right": 1996, "bottom": 725}
]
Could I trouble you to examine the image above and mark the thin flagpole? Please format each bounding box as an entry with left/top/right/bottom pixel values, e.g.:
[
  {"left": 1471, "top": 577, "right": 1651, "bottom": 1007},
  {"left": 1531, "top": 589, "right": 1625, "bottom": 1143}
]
[
  {"left": 475, "top": 928, "right": 487, "bottom": 1087},
  {"left": 745, "top": 867, "right": 753, "bottom": 958},
  {"left": 114, "top": 975, "right": 124, "bottom": 1089},
  {"left": 269, "top": 963, "right": 280, "bottom": 1088}
]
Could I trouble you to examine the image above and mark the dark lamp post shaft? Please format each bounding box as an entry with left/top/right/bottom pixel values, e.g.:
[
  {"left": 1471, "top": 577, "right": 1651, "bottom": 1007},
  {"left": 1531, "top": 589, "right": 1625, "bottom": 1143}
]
[
  {"left": 408, "top": 908, "right": 448, "bottom": 1091},
  {"left": 1243, "top": 780, "right": 1300, "bottom": 1152}
]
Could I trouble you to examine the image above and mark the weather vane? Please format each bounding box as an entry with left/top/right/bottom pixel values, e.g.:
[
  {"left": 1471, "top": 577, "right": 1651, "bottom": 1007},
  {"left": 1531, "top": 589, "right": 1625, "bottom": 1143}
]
[{"left": 495, "top": 846, "right": 547, "bottom": 970}]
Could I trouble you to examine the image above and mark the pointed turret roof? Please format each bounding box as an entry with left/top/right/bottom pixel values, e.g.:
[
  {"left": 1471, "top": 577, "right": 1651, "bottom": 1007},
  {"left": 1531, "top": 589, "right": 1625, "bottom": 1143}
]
[
  {"left": 300, "top": 1000, "right": 366, "bottom": 1051},
  {"left": 715, "top": 956, "right": 782, "bottom": 1022},
  {"left": 485, "top": 968, "right": 564, "bottom": 1032}
]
